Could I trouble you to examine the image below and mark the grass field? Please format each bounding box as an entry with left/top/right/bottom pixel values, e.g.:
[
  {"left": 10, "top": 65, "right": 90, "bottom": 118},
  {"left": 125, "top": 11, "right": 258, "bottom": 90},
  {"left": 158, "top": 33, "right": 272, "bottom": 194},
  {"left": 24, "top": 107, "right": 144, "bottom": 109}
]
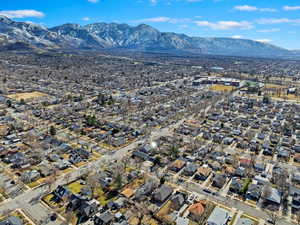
[
  {"left": 210, "top": 84, "right": 235, "bottom": 92},
  {"left": 265, "top": 83, "right": 288, "bottom": 89},
  {"left": 7, "top": 91, "right": 48, "bottom": 101}
]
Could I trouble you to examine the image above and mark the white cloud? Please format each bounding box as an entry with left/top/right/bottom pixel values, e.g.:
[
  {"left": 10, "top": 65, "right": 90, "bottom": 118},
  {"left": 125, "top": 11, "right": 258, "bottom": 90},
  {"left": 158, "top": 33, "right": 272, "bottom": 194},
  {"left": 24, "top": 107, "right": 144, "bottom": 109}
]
[
  {"left": 0, "top": 10, "right": 45, "bottom": 18},
  {"left": 150, "top": 0, "right": 157, "bottom": 5},
  {"left": 234, "top": 5, "right": 276, "bottom": 12},
  {"left": 234, "top": 5, "right": 257, "bottom": 11},
  {"left": 133, "top": 17, "right": 190, "bottom": 24},
  {"left": 195, "top": 20, "right": 253, "bottom": 30},
  {"left": 257, "top": 28, "right": 280, "bottom": 33},
  {"left": 82, "top": 17, "right": 91, "bottom": 21},
  {"left": 256, "top": 39, "right": 272, "bottom": 43},
  {"left": 257, "top": 18, "right": 300, "bottom": 24},
  {"left": 283, "top": 6, "right": 300, "bottom": 11},
  {"left": 231, "top": 35, "right": 243, "bottom": 39},
  {"left": 87, "top": 0, "right": 99, "bottom": 3}
]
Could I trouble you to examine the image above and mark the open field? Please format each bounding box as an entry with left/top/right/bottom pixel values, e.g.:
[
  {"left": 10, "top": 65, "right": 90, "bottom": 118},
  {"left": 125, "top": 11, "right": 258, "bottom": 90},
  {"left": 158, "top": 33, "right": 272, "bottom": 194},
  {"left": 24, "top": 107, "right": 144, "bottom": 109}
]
[
  {"left": 210, "top": 84, "right": 235, "bottom": 92},
  {"left": 6, "top": 91, "right": 48, "bottom": 101}
]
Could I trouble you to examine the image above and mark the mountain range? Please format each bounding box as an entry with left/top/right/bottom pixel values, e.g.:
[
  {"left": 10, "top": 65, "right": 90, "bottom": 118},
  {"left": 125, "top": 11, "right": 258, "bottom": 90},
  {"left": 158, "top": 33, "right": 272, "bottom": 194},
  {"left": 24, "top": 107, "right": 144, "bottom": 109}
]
[{"left": 0, "top": 15, "right": 298, "bottom": 58}]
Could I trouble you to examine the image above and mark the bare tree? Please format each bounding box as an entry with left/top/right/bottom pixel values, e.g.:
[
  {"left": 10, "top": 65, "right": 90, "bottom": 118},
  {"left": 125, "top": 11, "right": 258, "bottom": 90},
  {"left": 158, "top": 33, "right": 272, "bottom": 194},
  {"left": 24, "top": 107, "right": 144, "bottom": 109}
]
[
  {"left": 297, "top": 211, "right": 300, "bottom": 225},
  {"left": 267, "top": 211, "right": 279, "bottom": 225}
]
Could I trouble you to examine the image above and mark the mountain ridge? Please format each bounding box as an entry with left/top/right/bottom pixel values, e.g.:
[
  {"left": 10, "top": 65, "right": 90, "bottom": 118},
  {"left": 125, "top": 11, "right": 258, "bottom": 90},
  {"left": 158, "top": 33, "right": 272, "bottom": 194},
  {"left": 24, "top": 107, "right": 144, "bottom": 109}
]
[{"left": 0, "top": 16, "right": 298, "bottom": 58}]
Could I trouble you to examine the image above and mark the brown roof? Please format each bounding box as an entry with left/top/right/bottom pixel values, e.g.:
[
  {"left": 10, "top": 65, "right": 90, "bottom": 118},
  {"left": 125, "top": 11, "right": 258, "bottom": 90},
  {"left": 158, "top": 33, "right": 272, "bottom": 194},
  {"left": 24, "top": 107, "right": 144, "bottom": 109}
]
[
  {"left": 172, "top": 160, "right": 186, "bottom": 169},
  {"left": 128, "top": 217, "right": 140, "bottom": 225},
  {"left": 188, "top": 201, "right": 206, "bottom": 215},
  {"left": 0, "top": 125, "right": 9, "bottom": 136},
  {"left": 225, "top": 166, "right": 235, "bottom": 174},
  {"left": 197, "top": 167, "right": 212, "bottom": 177},
  {"left": 121, "top": 188, "right": 134, "bottom": 198}
]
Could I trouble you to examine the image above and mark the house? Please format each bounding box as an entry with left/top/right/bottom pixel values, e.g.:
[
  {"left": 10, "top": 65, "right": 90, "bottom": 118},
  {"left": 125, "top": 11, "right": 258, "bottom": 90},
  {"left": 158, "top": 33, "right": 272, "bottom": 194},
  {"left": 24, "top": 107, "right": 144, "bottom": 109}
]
[
  {"left": 210, "top": 161, "right": 221, "bottom": 171},
  {"left": 175, "top": 217, "right": 189, "bottom": 225},
  {"left": 195, "top": 166, "right": 212, "bottom": 181},
  {"left": 234, "top": 167, "right": 246, "bottom": 178},
  {"left": 223, "top": 137, "right": 234, "bottom": 145},
  {"left": 69, "top": 153, "right": 83, "bottom": 164},
  {"left": 277, "top": 148, "right": 290, "bottom": 159},
  {"left": 0, "top": 216, "right": 23, "bottom": 225},
  {"left": 207, "top": 207, "right": 230, "bottom": 225},
  {"left": 212, "top": 174, "right": 227, "bottom": 189},
  {"left": 225, "top": 155, "right": 234, "bottom": 165},
  {"left": 53, "top": 185, "right": 71, "bottom": 201},
  {"left": 111, "top": 137, "right": 126, "bottom": 147},
  {"left": 38, "top": 164, "right": 54, "bottom": 177},
  {"left": 225, "top": 166, "right": 235, "bottom": 177},
  {"left": 183, "top": 163, "right": 198, "bottom": 176},
  {"left": 132, "top": 150, "right": 149, "bottom": 161},
  {"left": 134, "top": 179, "right": 158, "bottom": 200},
  {"left": 292, "top": 172, "right": 300, "bottom": 184},
  {"left": 153, "top": 185, "right": 173, "bottom": 203},
  {"left": 67, "top": 194, "right": 82, "bottom": 211},
  {"left": 239, "top": 158, "right": 251, "bottom": 168},
  {"left": 188, "top": 200, "right": 206, "bottom": 222},
  {"left": 262, "top": 186, "right": 281, "bottom": 210},
  {"left": 289, "top": 186, "right": 300, "bottom": 213},
  {"left": 254, "top": 162, "right": 265, "bottom": 173},
  {"left": 169, "top": 159, "right": 186, "bottom": 173},
  {"left": 170, "top": 193, "right": 185, "bottom": 210},
  {"left": 246, "top": 183, "right": 262, "bottom": 201},
  {"left": 78, "top": 200, "right": 98, "bottom": 220},
  {"left": 294, "top": 154, "right": 300, "bottom": 163},
  {"left": 94, "top": 212, "right": 114, "bottom": 225},
  {"left": 229, "top": 178, "right": 243, "bottom": 194},
  {"left": 21, "top": 170, "right": 40, "bottom": 183},
  {"left": 55, "top": 160, "right": 71, "bottom": 170}
]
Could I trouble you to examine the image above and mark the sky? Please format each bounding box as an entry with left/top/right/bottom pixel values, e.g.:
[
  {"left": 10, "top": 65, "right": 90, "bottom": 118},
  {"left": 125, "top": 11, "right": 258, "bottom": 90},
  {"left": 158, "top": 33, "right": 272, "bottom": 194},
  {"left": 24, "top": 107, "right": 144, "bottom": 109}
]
[{"left": 1, "top": 0, "right": 300, "bottom": 49}]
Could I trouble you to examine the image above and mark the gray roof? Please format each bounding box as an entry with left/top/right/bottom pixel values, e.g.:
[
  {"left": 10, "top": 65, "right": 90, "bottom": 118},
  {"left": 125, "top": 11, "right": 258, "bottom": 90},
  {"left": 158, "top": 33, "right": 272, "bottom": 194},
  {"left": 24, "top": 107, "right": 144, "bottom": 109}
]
[
  {"left": 0, "top": 216, "right": 23, "bottom": 225},
  {"left": 207, "top": 207, "right": 230, "bottom": 225},
  {"left": 176, "top": 217, "right": 189, "bottom": 225},
  {"left": 153, "top": 185, "right": 173, "bottom": 202},
  {"left": 236, "top": 217, "right": 255, "bottom": 225},
  {"left": 264, "top": 186, "right": 281, "bottom": 204}
]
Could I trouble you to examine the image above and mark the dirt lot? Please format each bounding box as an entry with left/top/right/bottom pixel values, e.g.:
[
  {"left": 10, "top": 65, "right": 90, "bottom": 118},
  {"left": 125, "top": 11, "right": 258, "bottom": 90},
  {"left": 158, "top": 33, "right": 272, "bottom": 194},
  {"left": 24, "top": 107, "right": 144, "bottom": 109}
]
[{"left": 6, "top": 91, "right": 48, "bottom": 101}]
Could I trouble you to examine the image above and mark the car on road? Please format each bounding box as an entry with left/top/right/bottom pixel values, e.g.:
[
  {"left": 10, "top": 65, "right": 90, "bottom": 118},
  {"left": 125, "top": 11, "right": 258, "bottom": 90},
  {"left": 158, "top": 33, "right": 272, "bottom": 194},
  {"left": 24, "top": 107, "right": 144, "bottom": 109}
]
[
  {"left": 203, "top": 188, "right": 212, "bottom": 194},
  {"left": 266, "top": 219, "right": 275, "bottom": 224}
]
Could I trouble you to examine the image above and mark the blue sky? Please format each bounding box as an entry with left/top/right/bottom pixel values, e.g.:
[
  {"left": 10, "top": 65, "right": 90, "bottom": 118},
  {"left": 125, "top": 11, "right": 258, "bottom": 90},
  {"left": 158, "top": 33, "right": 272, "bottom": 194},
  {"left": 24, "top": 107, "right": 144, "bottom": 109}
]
[{"left": 1, "top": 0, "right": 300, "bottom": 49}]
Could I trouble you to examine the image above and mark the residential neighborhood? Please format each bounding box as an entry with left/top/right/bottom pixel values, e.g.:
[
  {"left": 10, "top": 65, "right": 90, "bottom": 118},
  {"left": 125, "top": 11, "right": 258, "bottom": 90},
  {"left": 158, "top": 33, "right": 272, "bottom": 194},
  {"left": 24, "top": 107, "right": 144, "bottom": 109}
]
[{"left": 1, "top": 50, "right": 300, "bottom": 225}]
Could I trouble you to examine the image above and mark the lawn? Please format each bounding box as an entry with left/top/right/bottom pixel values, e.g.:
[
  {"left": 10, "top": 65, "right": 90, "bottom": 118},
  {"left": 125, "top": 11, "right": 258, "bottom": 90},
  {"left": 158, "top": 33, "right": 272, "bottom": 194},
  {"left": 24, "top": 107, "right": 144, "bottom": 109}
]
[
  {"left": 155, "top": 201, "right": 173, "bottom": 223},
  {"left": 27, "top": 180, "right": 40, "bottom": 189},
  {"left": 229, "top": 213, "right": 237, "bottom": 225},
  {"left": 67, "top": 181, "right": 86, "bottom": 194}
]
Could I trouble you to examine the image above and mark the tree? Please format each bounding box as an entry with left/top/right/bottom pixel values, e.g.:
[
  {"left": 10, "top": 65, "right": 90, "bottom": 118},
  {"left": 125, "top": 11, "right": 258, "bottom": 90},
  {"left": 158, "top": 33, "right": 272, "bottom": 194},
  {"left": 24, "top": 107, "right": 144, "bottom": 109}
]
[
  {"left": 6, "top": 99, "right": 12, "bottom": 107},
  {"left": 50, "top": 126, "right": 56, "bottom": 136},
  {"left": 296, "top": 211, "right": 300, "bottom": 225},
  {"left": 45, "top": 175, "right": 56, "bottom": 192},
  {"left": 20, "top": 98, "right": 25, "bottom": 105},
  {"left": 169, "top": 145, "right": 179, "bottom": 159},
  {"left": 267, "top": 211, "right": 279, "bottom": 225},
  {"left": 113, "top": 173, "right": 123, "bottom": 191},
  {"left": 86, "top": 172, "right": 98, "bottom": 199}
]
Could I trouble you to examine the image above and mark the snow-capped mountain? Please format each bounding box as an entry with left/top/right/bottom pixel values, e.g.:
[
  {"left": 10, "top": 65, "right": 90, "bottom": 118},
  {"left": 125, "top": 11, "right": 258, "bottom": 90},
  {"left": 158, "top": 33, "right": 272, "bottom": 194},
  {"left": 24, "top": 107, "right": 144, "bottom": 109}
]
[{"left": 0, "top": 16, "right": 297, "bottom": 58}]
